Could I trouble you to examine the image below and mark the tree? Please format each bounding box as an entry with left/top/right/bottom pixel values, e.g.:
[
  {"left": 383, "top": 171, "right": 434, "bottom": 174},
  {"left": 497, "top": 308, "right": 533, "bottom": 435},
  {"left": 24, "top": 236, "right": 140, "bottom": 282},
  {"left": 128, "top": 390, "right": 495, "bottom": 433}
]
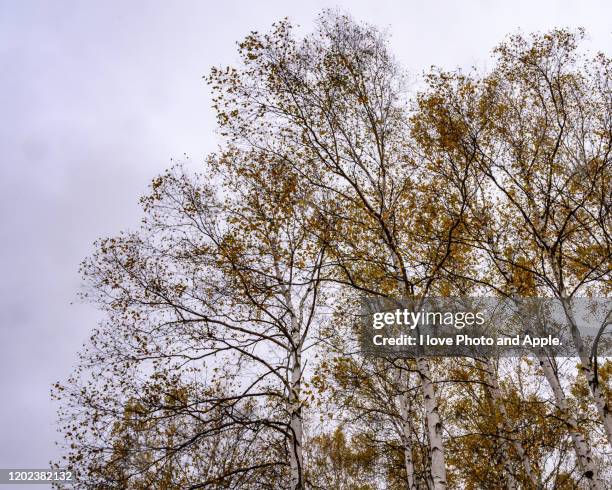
[
  {"left": 55, "top": 158, "right": 329, "bottom": 489},
  {"left": 55, "top": 12, "right": 611, "bottom": 490},
  {"left": 413, "top": 28, "right": 611, "bottom": 487},
  {"left": 209, "top": 13, "right": 483, "bottom": 487}
]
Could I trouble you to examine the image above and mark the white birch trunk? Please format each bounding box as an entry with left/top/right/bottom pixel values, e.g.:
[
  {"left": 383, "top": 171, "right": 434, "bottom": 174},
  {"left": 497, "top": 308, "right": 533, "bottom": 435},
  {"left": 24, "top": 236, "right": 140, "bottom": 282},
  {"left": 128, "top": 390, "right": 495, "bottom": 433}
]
[
  {"left": 559, "top": 299, "right": 612, "bottom": 447},
  {"left": 417, "top": 357, "right": 447, "bottom": 489},
  {"left": 539, "top": 355, "right": 604, "bottom": 489},
  {"left": 387, "top": 248, "right": 447, "bottom": 488},
  {"left": 549, "top": 255, "right": 612, "bottom": 447},
  {"left": 288, "top": 346, "right": 303, "bottom": 490},
  {"left": 274, "top": 249, "right": 304, "bottom": 490},
  {"left": 398, "top": 391, "right": 417, "bottom": 489},
  {"left": 482, "top": 360, "right": 538, "bottom": 488},
  {"left": 286, "top": 291, "right": 303, "bottom": 490}
]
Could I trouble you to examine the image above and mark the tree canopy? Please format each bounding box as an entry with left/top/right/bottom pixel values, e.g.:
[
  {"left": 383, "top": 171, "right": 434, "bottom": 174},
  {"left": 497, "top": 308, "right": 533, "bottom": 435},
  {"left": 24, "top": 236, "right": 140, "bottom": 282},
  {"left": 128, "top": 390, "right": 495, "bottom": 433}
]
[{"left": 54, "top": 11, "right": 611, "bottom": 490}]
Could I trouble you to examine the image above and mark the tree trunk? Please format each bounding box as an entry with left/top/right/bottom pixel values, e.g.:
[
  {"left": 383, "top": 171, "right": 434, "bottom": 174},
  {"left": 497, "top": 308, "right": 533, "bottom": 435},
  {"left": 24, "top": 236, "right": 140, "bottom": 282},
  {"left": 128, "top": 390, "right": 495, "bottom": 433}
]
[
  {"left": 538, "top": 355, "right": 604, "bottom": 489},
  {"left": 398, "top": 391, "right": 417, "bottom": 490},
  {"left": 482, "top": 359, "right": 539, "bottom": 488},
  {"left": 559, "top": 299, "right": 612, "bottom": 447},
  {"left": 416, "top": 357, "right": 447, "bottom": 489},
  {"left": 289, "top": 346, "right": 303, "bottom": 489},
  {"left": 388, "top": 247, "right": 448, "bottom": 488},
  {"left": 279, "top": 262, "right": 303, "bottom": 490},
  {"left": 549, "top": 255, "right": 612, "bottom": 447}
]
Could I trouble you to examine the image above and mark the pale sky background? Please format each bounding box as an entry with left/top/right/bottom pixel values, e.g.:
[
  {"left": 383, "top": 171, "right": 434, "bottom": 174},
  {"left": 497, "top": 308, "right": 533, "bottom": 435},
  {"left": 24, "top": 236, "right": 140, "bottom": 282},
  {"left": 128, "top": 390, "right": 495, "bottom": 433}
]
[{"left": 0, "top": 0, "right": 611, "bottom": 477}]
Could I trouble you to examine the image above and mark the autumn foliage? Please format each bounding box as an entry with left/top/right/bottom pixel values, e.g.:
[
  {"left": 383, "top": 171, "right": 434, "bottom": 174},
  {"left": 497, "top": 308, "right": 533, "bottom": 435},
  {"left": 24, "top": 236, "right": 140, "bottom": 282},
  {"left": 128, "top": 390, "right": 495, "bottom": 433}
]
[{"left": 54, "top": 12, "right": 611, "bottom": 490}]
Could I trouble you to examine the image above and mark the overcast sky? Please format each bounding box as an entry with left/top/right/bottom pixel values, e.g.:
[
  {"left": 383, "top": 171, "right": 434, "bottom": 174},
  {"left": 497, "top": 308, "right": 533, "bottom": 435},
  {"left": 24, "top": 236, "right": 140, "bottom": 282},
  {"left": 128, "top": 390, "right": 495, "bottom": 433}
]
[{"left": 0, "top": 0, "right": 610, "bottom": 474}]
